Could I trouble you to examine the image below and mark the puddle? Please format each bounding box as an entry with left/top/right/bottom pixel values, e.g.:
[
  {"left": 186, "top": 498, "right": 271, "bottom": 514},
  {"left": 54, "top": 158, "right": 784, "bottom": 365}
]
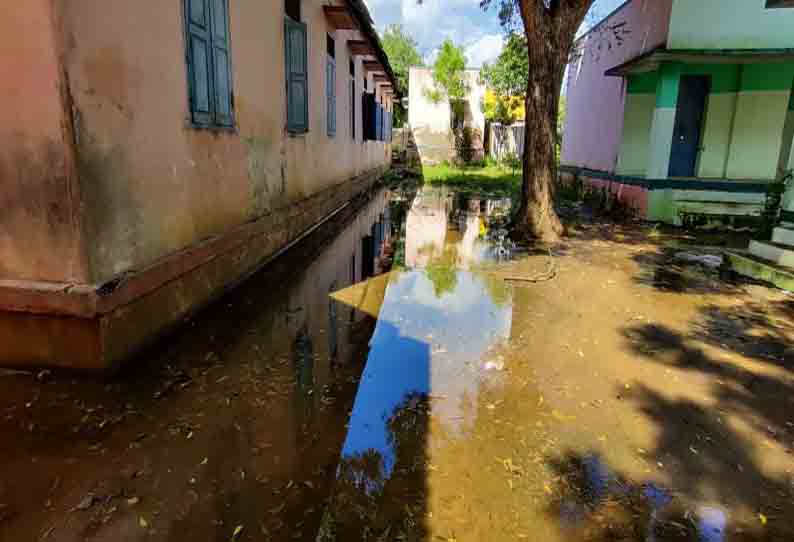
[{"left": 1, "top": 183, "right": 791, "bottom": 541}]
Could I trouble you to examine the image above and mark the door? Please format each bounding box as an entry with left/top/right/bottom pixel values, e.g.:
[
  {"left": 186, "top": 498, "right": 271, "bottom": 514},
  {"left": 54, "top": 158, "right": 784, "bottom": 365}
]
[{"left": 668, "top": 75, "right": 710, "bottom": 178}]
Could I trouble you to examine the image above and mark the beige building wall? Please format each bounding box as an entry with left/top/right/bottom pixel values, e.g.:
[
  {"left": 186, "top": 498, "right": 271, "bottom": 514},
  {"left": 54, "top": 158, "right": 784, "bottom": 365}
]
[
  {"left": 616, "top": 94, "right": 655, "bottom": 176},
  {"left": 668, "top": 0, "right": 794, "bottom": 50},
  {"left": 0, "top": 0, "right": 87, "bottom": 283},
  {"left": 59, "top": 0, "right": 392, "bottom": 283},
  {"left": 408, "top": 67, "right": 485, "bottom": 164}
]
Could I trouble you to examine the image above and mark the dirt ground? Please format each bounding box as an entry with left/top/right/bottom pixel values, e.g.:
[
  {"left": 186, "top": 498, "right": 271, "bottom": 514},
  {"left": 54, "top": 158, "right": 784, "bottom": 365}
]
[{"left": 1, "top": 188, "right": 793, "bottom": 541}]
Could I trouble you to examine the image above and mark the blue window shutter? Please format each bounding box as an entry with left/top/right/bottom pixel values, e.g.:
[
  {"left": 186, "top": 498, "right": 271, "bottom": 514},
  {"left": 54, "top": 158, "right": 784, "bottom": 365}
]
[
  {"left": 186, "top": 0, "right": 213, "bottom": 126},
  {"left": 285, "top": 18, "right": 308, "bottom": 133},
  {"left": 210, "top": 0, "right": 233, "bottom": 126},
  {"left": 380, "top": 106, "right": 385, "bottom": 141},
  {"left": 327, "top": 56, "right": 336, "bottom": 136},
  {"left": 375, "top": 103, "right": 381, "bottom": 141}
]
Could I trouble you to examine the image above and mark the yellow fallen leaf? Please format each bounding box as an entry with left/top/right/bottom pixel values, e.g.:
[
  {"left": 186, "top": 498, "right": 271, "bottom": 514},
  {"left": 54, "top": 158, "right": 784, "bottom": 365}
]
[
  {"left": 232, "top": 525, "right": 244, "bottom": 539},
  {"left": 138, "top": 517, "right": 149, "bottom": 529},
  {"left": 759, "top": 513, "right": 768, "bottom": 525}
]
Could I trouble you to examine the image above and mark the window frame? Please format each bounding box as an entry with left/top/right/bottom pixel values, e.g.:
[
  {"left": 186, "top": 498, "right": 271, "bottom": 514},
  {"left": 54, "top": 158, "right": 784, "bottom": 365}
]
[
  {"left": 183, "top": 0, "right": 236, "bottom": 131},
  {"left": 285, "top": 14, "right": 309, "bottom": 134},
  {"left": 350, "top": 59, "right": 356, "bottom": 141},
  {"left": 326, "top": 33, "right": 337, "bottom": 138}
]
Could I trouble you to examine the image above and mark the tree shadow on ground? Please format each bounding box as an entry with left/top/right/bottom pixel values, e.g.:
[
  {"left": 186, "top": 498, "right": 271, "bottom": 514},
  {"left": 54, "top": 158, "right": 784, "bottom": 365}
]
[
  {"left": 617, "top": 313, "right": 794, "bottom": 537},
  {"left": 320, "top": 391, "right": 430, "bottom": 541},
  {"left": 691, "top": 299, "right": 794, "bottom": 366},
  {"left": 545, "top": 450, "right": 790, "bottom": 541}
]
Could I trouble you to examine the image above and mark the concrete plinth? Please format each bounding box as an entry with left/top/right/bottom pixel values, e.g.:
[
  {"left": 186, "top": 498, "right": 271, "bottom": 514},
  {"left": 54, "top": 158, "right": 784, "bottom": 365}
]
[{"left": 0, "top": 168, "right": 385, "bottom": 371}]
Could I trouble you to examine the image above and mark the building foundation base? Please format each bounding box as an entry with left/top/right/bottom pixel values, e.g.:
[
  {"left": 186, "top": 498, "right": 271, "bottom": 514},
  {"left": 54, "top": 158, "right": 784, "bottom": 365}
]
[{"left": 0, "top": 167, "right": 386, "bottom": 371}]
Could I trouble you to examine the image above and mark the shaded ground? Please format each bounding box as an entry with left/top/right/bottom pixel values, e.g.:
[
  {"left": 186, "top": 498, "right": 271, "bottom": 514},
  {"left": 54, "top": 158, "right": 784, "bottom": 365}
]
[
  {"left": 1, "top": 176, "right": 793, "bottom": 541},
  {"left": 0, "top": 190, "right": 395, "bottom": 542}
]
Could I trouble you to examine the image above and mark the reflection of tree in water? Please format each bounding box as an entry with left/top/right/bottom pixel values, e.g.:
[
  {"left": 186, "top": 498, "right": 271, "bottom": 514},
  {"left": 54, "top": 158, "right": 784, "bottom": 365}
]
[
  {"left": 425, "top": 245, "right": 460, "bottom": 298},
  {"left": 426, "top": 260, "right": 458, "bottom": 298},
  {"left": 293, "top": 329, "right": 315, "bottom": 442},
  {"left": 323, "top": 392, "right": 430, "bottom": 541},
  {"left": 475, "top": 270, "right": 511, "bottom": 307}
]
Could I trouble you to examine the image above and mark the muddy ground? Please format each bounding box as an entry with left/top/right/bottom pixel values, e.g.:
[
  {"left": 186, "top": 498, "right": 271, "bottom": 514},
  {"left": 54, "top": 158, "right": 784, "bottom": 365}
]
[{"left": 1, "top": 187, "right": 792, "bottom": 541}]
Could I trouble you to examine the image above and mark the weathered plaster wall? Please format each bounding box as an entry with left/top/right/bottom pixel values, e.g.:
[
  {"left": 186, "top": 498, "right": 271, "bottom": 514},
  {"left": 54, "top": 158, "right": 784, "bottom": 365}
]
[
  {"left": 668, "top": 0, "right": 794, "bottom": 50},
  {"left": 726, "top": 64, "right": 794, "bottom": 179},
  {"left": 59, "top": 0, "right": 390, "bottom": 284},
  {"left": 615, "top": 77, "right": 655, "bottom": 175},
  {"left": 562, "top": 0, "right": 673, "bottom": 172},
  {"left": 0, "top": 0, "right": 86, "bottom": 283},
  {"left": 408, "top": 67, "right": 485, "bottom": 164},
  {"left": 627, "top": 62, "right": 792, "bottom": 181}
]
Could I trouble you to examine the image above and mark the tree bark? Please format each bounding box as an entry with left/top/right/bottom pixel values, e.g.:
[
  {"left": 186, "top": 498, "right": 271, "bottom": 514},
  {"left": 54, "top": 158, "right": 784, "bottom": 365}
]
[{"left": 514, "top": 0, "right": 592, "bottom": 244}]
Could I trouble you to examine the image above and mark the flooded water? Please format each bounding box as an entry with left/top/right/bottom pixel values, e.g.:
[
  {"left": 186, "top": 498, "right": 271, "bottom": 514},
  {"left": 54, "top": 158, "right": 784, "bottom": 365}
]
[{"left": 2, "top": 183, "right": 793, "bottom": 541}]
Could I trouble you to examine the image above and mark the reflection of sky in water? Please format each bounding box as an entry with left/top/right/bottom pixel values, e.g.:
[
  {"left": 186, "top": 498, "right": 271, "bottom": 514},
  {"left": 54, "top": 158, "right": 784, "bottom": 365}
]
[
  {"left": 339, "top": 269, "right": 512, "bottom": 478},
  {"left": 557, "top": 454, "right": 726, "bottom": 542},
  {"left": 696, "top": 507, "right": 726, "bottom": 542}
]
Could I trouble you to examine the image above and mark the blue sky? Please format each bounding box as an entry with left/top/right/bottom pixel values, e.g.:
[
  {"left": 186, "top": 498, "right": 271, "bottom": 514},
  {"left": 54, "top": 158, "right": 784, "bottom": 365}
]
[{"left": 364, "top": 0, "right": 625, "bottom": 67}]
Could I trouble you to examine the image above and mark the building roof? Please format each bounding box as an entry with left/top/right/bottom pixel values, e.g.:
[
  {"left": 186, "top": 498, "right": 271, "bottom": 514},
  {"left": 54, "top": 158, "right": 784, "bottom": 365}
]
[
  {"left": 605, "top": 46, "right": 794, "bottom": 76},
  {"left": 346, "top": 0, "right": 401, "bottom": 97}
]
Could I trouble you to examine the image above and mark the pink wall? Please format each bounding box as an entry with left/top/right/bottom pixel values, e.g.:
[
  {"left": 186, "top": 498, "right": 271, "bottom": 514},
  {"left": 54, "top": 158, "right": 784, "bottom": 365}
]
[
  {"left": 562, "top": 0, "right": 672, "bottom": 172},
  {"left": 0, "top": 0, "right": 86, "bottom": 283},
  {"left": 586, "top": 178, "right": 649, "bottom": 217}
]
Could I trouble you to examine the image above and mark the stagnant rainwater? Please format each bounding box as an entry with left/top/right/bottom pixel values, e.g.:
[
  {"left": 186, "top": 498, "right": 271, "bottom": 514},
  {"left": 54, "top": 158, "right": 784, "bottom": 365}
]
[{"left": 0, "top": 184, "right": 790, "bottom": 541}]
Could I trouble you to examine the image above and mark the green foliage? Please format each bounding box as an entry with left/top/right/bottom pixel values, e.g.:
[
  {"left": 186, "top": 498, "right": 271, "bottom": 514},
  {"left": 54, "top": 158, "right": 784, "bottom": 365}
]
[
  {"left": 425, "top": 40, "right": 469, "bottom": 104},
  {"left": 425, "top": 259, "right": 458, "bottom": 298},
  {"left": 381, "top": 25, "right": 422, "bottom": 127},
  {"left": 483, "top": 93, "right": 524, "bottom": 124},
  {"left": 423, "top": 164, "right": 520, "bottom": 198},
  {"left": 499, "top": 152, "right": 521, "bottom": 173},
  {"left": 481, "top": 33, "right": 528, "bottom": 98},
  {"left": 381, "top": 24, "right": 423, "bottom": 96}
]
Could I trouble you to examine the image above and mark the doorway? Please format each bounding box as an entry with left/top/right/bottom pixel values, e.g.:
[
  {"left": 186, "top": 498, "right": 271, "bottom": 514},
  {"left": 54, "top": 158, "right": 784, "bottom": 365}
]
[{"left": 668, "top": 75, "right": 710, "bottom": 178}]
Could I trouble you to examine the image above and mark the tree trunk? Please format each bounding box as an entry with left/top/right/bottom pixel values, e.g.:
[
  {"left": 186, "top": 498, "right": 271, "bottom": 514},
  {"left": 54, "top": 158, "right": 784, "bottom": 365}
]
[
  {"left": 514, "top": 0, "right": 592, "bottom": 244},
  {"left": 515, "top": 50, "right": 564, "bottom": 243}
]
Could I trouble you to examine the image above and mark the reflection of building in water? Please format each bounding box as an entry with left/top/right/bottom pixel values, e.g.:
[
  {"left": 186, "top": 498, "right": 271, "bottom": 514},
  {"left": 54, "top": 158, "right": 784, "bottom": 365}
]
[
  {"left": 405, "top": 188, "right": 512, "bottom": 269},
  {"left": 405, "top": 189, "right": 451, "bottom": 268},
  {"left": 484, "top": 197, "right": 512, "bottom": 218},
  {"left": 261, "top": 189, "right": 393, "bottom": 448}
]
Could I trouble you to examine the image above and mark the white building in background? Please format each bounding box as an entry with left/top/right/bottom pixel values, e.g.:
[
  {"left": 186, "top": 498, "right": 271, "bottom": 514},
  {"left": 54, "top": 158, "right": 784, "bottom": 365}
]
[{"left": 408, "top": 66, "right": 486, "bottom": 164}]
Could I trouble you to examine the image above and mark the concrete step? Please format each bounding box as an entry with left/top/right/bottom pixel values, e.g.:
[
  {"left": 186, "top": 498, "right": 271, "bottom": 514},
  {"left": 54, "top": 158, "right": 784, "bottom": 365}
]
[
  {"left": 771, "top": 226, "right": 794, "bottom": 246},
  {"left": 726, "top": 250, "right": 794, "bottom": 291},
  {"left": 748, "top": 240, "right": 794, "bottom": 267}
]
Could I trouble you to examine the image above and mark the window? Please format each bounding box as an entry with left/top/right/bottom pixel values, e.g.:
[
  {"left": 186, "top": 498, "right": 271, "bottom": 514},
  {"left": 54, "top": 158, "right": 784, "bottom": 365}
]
[
  {"left": 350, "top": 60, "right": 356, "bottom": 140},
  {"left": 767, "top": 0, "right": 794, "bottom": 7},
  {"left": 326, "top": 34, "right": 336, "bottom": 137},
  {"left": 285, "top": 12, "right": 308, "bottom": 133},
  {"left": 375, "top": 100, "right": 382, "bottom": 141},
  {"left": 184, "top": 0, "right": 234, "bottom": 128},
  {"left": 362, "top": 92, "right": 375, "bottom": 141},
  {"left": 285, "top": 0, "right": 301, "bottom": 21}
]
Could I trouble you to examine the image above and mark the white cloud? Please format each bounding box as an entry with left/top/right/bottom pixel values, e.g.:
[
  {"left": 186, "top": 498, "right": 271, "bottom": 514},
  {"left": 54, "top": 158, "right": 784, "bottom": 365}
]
[
  {"left": 464, "top": 33, "right": 504, "bottom": 67},
  {"left": 424, "top": 47, "right": 439, "bottom": 66}
]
